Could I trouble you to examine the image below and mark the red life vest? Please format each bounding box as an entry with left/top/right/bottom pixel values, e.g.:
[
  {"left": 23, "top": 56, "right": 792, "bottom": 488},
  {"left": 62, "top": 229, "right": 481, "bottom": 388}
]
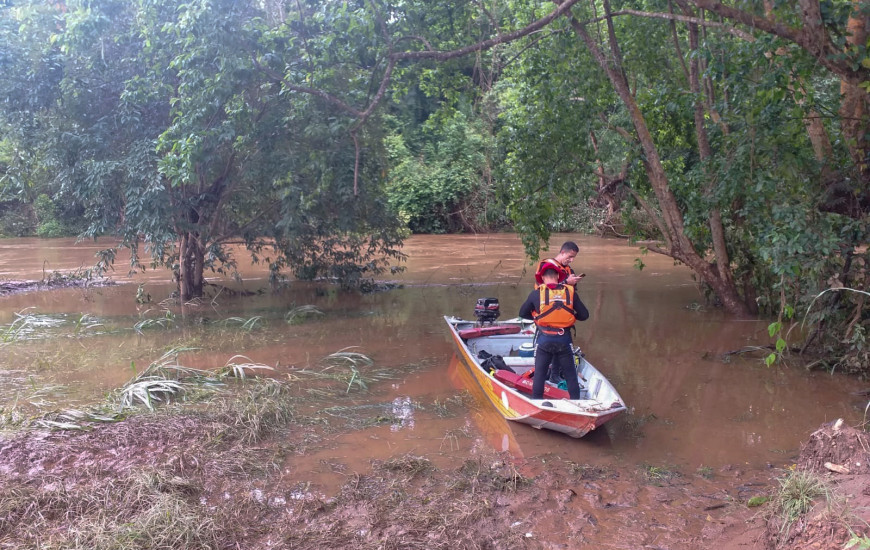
[{"left": 533, "top": 284, "right": 576, "bottom": 329}]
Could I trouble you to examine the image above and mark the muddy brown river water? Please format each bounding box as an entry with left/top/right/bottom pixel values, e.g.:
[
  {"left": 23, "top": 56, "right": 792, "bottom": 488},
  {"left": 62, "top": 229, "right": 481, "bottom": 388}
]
[{"left": 0, "top": 234, "right": 865, "bottom": 496}]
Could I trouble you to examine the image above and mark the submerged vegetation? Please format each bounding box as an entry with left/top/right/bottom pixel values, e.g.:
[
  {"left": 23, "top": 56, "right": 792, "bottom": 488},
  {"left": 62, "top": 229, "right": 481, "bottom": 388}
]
[
  {"left": 0, "top": 334, "right": 535, "bottom": 549},
  {"left": 0, "top": 302, "right": 332, "bottom": 422}
]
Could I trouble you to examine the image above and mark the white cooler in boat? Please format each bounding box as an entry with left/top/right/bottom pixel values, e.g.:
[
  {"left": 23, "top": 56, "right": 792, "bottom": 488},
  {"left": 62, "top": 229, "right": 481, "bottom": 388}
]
[{"left": 518, "top": 343, "right": 535, "bottom": 357}]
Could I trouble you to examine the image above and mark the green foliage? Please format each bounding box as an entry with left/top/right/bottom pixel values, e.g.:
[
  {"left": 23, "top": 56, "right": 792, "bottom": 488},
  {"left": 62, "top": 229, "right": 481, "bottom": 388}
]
[
  {"left": 747, "top": 495, "right": 770, "bottom": 507},
  {"left": 495, "top": 14, "right": 623, "bottom": 255},
  {"left": 0, "top": 0, "right": 405, "bottom": 292},
  {"left": 33, "top": 194, "right": 64, "bottom": 237},
  {"left": 0, "top": 0, "right": 866, "bottom": 381},
  {"left": 845, "top": 532, "right": 870, "bottom": 550},
  {"left": 35, "top": 219, "right": 64, "bottom": 239},
  {"left": 799, "top": 285, "right": 870, "bottom": 374},
  {"left": 385, "top": 111, "right": 493, "bottom": 233},
  {"left": 0, "top": 202, "right": 35, "bottom": 237},
  {"left": 491, "top": 0, "right": 868, "bottom": 372},
  {"left": 765, "top": 305, "right": 795, "bottom": 367}
]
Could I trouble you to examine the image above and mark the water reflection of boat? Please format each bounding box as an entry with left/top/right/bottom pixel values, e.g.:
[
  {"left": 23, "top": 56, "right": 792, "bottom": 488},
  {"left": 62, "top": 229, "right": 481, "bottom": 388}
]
[
  {"left": 446, "top": 355, "right": 523, "bottom": 456},
  {"left": 445, "top": 315, "right": 626, "bottom": 438}
]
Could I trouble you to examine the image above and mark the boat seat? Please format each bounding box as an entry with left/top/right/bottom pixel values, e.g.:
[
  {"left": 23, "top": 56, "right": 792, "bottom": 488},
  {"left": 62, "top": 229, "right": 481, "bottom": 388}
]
[{"left": 502, "top": 357, "right": 534, "bottom": 369}]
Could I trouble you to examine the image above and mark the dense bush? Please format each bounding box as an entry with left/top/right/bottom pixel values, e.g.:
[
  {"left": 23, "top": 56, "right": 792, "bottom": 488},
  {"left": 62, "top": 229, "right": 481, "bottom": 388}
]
[
  {"left": 385, "top": 112, "right": 496, "bottom": 233},
  {"left": 0, "top": 202, "right": 35, "bottom": 237}
]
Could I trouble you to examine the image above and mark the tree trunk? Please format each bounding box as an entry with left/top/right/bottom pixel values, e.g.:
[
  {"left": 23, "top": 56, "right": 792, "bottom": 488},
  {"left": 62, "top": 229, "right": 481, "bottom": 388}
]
[
  {"left": 178, "top": 232, "right": 205, "bottom": 301},
  {"left": 564, "top": 4, "right": 753, "bottom": 315},
  {"left": 840, "top": 3, "right": 869, "bottom": 182},
  {"left": 590, "top": 130, "right": 628, "bottom": 222}
]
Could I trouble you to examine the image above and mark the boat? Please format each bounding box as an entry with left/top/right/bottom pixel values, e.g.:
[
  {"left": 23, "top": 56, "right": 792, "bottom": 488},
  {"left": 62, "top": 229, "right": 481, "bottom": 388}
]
[{"left": 444, "top": 309, "right": 626, "bottom": 438}]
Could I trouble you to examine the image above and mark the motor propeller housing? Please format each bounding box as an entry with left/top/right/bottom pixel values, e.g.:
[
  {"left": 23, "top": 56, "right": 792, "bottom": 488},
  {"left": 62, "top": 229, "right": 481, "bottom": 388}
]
[{"left": 474, "top": 297, "right": 500, "bottom": 324}]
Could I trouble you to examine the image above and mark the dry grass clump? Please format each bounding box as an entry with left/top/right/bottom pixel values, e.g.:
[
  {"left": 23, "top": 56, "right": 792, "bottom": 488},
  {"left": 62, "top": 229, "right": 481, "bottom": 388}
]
[
  {"left": 0, "top": 406, "right": 29, "bottom": 430},
  {"left": 452, "top": 456, "right": 532, "bottom": 493},
  {"left": 118, "top": 348, "right": 210, "bottom": 411},
  {"left": 203, "top": 445, "right": 284, "bottom": 479},
  {"left": 216, "top": 355, "right": 275, "bottom": 380},
  {"left": 211, "top": 378, "right": 296, "bottom": 444},
  {"left": 378, "top": 455, "right": 434, "bottom": 478},
  {"left": 0, "top": 471, "right": 222, "bottom": 550},
  {"left": 639, "top": 463, "right": 682, "bottom": 486},
  {"left": 564, "top": 460, "right": 617, "bottom": 481},
  {"left": 284, "top": 304, "right": 324, "bottom": 324},
  {"left": 281, "top": 459, "right": 531, "bottom": 550},
  {"left": 763, "top": 469, "right": 868, "bottom": 549},
  {"left": 286, "top": 356, "right": 395, "bottom": 399},
  {"left": 0, "top": 345, "right": 539, "bottom": 550},
  {"left": 428, "top": 393, "right": 472, "bottom": 418},
  {"left": 0, "top": 385, "right": 299, "bottom": 548}
]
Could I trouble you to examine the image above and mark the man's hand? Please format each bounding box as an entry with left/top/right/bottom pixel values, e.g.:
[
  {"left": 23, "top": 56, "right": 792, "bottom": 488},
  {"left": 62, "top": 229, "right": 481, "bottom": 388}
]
[{"left": 567, "top": 273, "right": 585, "bottom": 285}]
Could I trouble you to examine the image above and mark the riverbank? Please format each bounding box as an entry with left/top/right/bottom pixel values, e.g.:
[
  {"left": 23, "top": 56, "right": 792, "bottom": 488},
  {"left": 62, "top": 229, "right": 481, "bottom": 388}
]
[
  {"left": 2, "top": 365, "right": 865, "bottom": 549},
  {"left": 0, "top": 386, "right": 769, "bottom": 549},
  {"left": 0, "top": 276, "right": 115, "bottom": 296}
]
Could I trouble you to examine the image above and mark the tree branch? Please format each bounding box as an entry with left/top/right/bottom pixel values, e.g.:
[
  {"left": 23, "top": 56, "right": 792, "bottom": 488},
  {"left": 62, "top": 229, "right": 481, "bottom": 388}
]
[
  {"left": 584, "top": 8, "right": 756, "bottom": 41},
  {"left": 390, "top": 0, "right": 584, "bottom": 62},
  {"left": 690, "top": 0, "right": 868, "bottom": 83},
  {"left": 597, "top": 113, "right": 636, "bottom": 143}
]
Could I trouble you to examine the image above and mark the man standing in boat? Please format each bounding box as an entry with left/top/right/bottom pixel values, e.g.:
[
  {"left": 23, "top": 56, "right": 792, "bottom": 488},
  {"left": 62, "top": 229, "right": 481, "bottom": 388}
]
[
  {"left": 534, "top": 241, "right": 584, "bottom": 289},
  {"left": 519, "top": 266, "right": 589, "bottom": 401}
]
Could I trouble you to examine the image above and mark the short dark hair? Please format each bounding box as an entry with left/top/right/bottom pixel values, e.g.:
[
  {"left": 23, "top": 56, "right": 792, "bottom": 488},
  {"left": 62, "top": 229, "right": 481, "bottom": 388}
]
[
  {"left": 560, "top": 241, "right": 579, "bottom": 253},
  {"left": 541, "top": 267, "right": 560, "bottom": 279}
]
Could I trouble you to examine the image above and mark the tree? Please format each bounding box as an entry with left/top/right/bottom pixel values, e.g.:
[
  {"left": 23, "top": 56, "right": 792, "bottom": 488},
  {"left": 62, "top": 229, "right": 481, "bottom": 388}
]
[
  {"left": 0, "top": 0, "right": 405, "bottom": 299},
  {"left": 2, "top": 0, "right": 866, "bottom": 328},
  {"left": 498, "top": 0, "right": 867, "bottom": 317},
  {"left": 0, "top": 1, "right": 65, "bottom": 233}
]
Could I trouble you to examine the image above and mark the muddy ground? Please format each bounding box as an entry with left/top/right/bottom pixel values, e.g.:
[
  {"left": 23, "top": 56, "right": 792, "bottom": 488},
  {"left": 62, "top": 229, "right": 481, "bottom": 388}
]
[{"left": 1, "top": 373, "right": 867, "bottom": 550}]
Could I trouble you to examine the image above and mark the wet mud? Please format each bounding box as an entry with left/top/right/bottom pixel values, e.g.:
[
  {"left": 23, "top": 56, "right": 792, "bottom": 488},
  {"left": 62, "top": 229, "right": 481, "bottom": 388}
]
[
  {"left": 3, "top": 402, "right": 864, "bottom": 549},
  {"left": 0, "top": 391, "right": 779, "bottom": 550}
]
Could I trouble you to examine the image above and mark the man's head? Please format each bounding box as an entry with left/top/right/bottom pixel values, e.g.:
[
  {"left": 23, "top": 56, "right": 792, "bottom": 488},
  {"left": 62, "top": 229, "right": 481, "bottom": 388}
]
[
  {"left": 540, "top": 267, "right": 560, "bottom": 284},
  {"left": 555, "top": 241, "right": 579, "bottom": 266}
]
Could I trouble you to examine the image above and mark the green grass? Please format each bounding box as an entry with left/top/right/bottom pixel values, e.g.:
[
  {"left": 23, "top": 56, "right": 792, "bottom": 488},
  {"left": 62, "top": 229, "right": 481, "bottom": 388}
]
[
  {"left": 284, "top": 304, "right": 324, "bottom": 324},
  {"left": 220, "top": 315, "right": 264, "bottom": 332},
  {"left": 217, "top": 355, "right": 275, "bottom": 380},
  {"left": 773, "top": 470, "right": 829, "bottom": 532},
  {"left": 640, "top": 463, "right": 681, "bottom": 486}
]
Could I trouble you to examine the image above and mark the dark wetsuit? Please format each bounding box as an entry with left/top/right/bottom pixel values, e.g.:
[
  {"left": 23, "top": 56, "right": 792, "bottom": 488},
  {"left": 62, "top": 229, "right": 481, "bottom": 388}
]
[{"left": 518, "top": 284, "right": 589, "bottom": 400}]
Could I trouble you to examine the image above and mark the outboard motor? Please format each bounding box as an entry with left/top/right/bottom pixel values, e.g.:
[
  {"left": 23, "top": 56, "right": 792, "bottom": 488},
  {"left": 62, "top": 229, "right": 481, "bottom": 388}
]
[{"left": 474, "top": 297, "right": 500, "bottom": 324}]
